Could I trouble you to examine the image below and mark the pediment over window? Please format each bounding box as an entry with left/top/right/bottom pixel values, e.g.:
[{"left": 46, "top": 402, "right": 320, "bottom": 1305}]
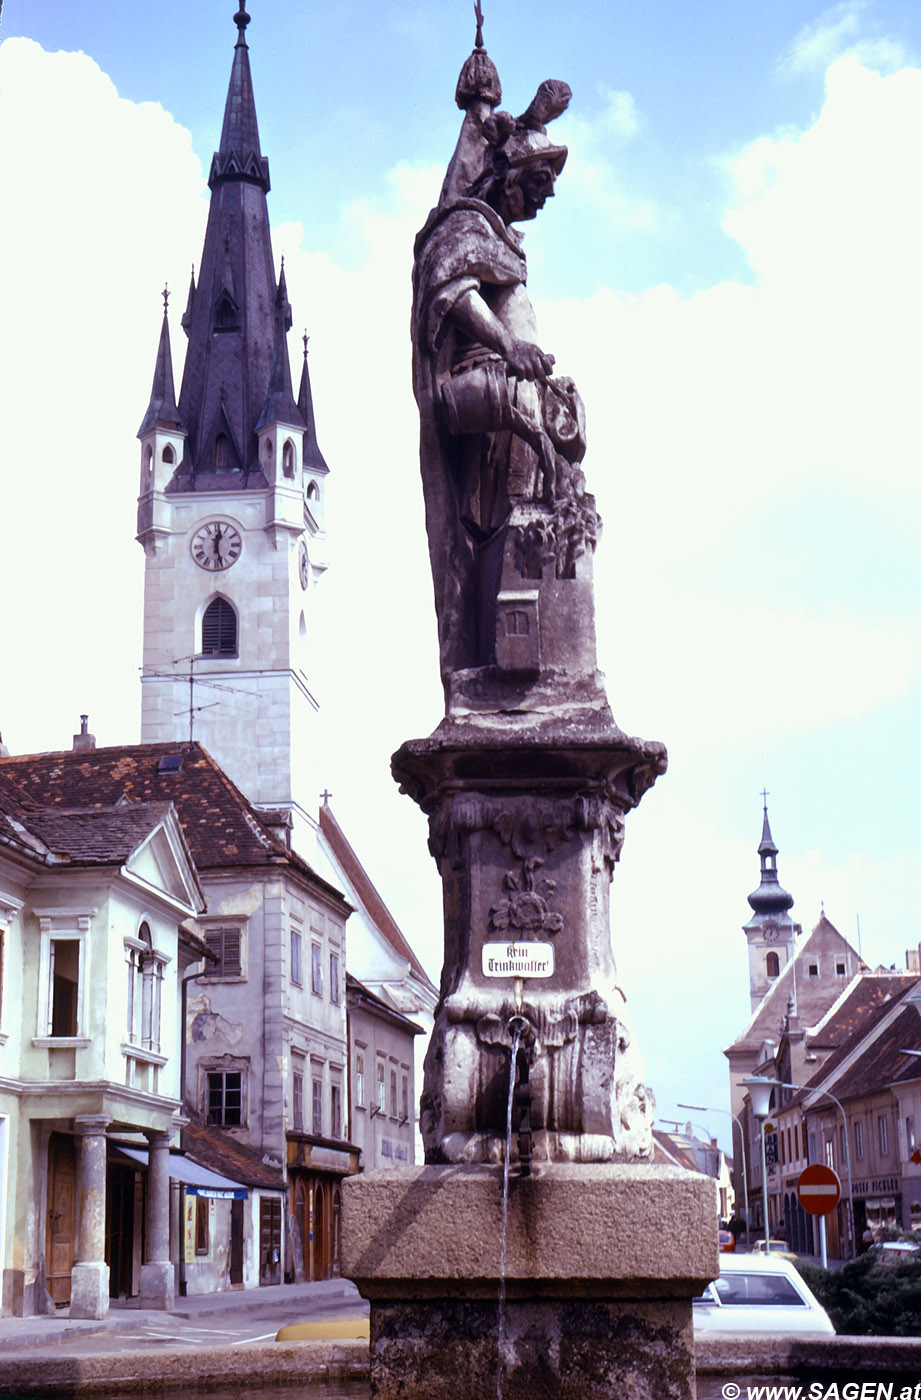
[{"left": 124, "top": 814, "right": 204, "bottom": 917}]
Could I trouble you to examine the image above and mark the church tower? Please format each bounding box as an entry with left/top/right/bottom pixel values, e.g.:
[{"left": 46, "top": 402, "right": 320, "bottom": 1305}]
[
  {"left": 137, "top": 6, "right": 329, "bottom": 842},
  {"left": 743, "top": 800, "right": 801, "bottom": 1013}
]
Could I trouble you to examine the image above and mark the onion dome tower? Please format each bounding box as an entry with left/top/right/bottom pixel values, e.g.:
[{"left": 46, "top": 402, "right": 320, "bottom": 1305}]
[{"left": 743, "top": 797, "right": 800, "bottom": 1013}]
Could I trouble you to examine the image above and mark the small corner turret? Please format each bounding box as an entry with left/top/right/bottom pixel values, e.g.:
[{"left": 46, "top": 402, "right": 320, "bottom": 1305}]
[
  {"left": 254, "top": 261, "right": 307, "bottom": 492},
  {"left": 137, "top": 287, "right": 186, "bottom": 542}
]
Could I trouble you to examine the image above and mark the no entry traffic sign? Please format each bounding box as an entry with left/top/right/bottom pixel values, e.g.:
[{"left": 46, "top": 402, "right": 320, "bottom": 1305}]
[{"left": 797, "top": 1163, "right": 841, "bottom": 1216}]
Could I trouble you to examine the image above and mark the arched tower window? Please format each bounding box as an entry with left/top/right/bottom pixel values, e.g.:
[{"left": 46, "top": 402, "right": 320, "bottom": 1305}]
[
  {"left": 306, "top": 481, "right": 319, "bottom": 501},
  {"left": 282, "top": 439, "right": 296, "bottom": 478},
  {"left": 766, "top": 950, "right": 780, "bottom": 979},
  {"left": 201, "top": 597, "right": 238, "bottom": 656},
  {"left": 215, "top": 434, "right": 230, "bottom": 469},
  {"left": 162, "top": 444, "right": 175, "bottom": 465}
]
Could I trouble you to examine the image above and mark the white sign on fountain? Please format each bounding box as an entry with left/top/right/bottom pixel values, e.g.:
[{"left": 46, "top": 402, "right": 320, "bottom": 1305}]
[{"left": 481, "top": 942, "right": 555, "bottom": 978}]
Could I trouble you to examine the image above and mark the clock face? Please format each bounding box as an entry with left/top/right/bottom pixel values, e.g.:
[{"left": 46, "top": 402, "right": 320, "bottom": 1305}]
[
  {"left": 191, "top": 521, "right": 242, "bottom": 571},
  {"left": 298, "top": 538, "right": 310, "bottom": 590}
]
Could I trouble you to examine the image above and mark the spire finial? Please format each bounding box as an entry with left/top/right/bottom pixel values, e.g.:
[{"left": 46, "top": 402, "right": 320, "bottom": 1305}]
[
  {"left": 162, "top": 284, "right": 170, "bottom": 316},
  {"left": 760, "top": 786, "right": 770, "bottom": 811},
  {"left": 302, "top": 330, "right": 310, "bottom": 359},
  {"left": 234, "top": 4, "right": 250, "bottom": 45},
  {"left": 474, "top": 0, "right": 485, "bottom": 49}
]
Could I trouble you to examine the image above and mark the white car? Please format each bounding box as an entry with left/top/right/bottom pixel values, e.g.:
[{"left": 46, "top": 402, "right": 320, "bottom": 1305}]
[{"left": 693, "top": 1253, "right": 835, "bottom": 1337}]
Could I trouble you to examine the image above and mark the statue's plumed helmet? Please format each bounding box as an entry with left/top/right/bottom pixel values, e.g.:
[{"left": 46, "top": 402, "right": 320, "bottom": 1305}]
[{"left": 439, "top": 45, "right": 571, "bottom": 207}]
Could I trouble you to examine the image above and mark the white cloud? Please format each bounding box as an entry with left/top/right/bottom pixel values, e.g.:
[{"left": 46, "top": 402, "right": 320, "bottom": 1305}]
[
  {"left": 4, "top": 31, "right": 921, "bottom": 1122},
  {"left": 553, "top": 88, "right": 657, "bottom": 233},
  {"left": 778, "top": 1, "right": 910, "bottom": 78}
]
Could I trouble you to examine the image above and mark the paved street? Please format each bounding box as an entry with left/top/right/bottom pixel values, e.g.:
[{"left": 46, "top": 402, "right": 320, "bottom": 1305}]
[{"left": 0, "top": 1278, "right": 368, "bottom": 1361}]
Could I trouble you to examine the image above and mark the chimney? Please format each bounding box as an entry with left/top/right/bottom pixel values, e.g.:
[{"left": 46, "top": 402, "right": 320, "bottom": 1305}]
[{"left": 72, "top": 715, "right": 96, "bottom": 752}]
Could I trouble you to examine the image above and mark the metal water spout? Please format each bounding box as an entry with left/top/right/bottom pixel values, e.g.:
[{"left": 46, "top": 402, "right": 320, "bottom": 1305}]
[
  {"left": 514, "top": 1045, "right": 532, "bottom": 1177},
  {"left": 507, "top": 1015, "right": 533, "bottom": 1177}
]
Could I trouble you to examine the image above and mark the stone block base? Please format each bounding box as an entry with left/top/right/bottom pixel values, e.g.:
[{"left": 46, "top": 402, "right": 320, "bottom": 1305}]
[
  {"left": 140, "top": 1259, "right": 175, "bottom": 1310},
  {"left": 342, "top": 1163, "right": 717, "bottom": 1400},
  {"left": 373, "top": 1296, "right": 693, "bottom": 1400},
  {"left": 69, "top": 1261, "right": 109, "bottom": 1320}
]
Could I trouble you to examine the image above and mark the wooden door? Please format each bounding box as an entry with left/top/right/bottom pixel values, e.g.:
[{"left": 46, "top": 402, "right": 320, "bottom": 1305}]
[
  {"left": 229, "top": 1199, "right": 244, "bottom": 1286},
  {"left": 259, "top": 1197, "right": 281, "bottom": 1285},
  {"left": 46, "top": 1135, "right": 76, "bottom": 1306},
  {"left": 312, "top": 1182, "right": 326, "bottom": 1281}
]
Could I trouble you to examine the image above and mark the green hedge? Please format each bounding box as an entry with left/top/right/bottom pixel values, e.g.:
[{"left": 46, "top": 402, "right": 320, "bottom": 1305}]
[{"left": 797, "top": 1252, "right": 921, "bottom": 1336}]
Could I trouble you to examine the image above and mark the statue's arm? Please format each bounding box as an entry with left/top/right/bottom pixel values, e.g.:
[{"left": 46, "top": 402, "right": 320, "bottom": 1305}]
[{"left": 449, "top": 287, "right": 555, "bottom": 384}]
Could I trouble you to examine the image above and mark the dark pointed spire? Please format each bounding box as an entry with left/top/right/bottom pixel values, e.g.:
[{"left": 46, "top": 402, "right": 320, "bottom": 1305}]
[
  {"left": 748, "top": 796, "right": 795, "bottom": 916},
  {"left": 255, "top": 267, "right": 304, "bottom": 432},
  {"left": 138, "top": 287, "right": 183, "bottom": 436},
  {"left": 209, "top": 4, "right": 270, "bottom": 191},
  {"left": 173, "top": 9, "right": 280, "bottom": 486},
  {"left": 297, "top": 332, "right": 330, "bottom": 476}
]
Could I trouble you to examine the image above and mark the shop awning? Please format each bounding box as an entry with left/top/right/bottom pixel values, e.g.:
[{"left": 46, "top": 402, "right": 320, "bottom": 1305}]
[{"left": 115, "top": 1146, "right": 249, "bottom": 1200}]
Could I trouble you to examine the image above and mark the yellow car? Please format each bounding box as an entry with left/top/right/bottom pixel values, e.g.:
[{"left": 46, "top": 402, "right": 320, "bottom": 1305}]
[{"left": 749, "top": 1238, "right": 798, "bottom": 1262}]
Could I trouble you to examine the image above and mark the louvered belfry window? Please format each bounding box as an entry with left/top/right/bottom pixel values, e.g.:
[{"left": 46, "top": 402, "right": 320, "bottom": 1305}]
[{"left": 201, "top": 597, "right": 237, "bottom": 656}]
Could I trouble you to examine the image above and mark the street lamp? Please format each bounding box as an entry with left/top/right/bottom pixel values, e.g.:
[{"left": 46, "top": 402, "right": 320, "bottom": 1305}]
[
  {"left": 677, "top": 1102, "right": 749, "bottom": 1233},
  {"left": 751, "top": 1077, "right": 856, "bottom": 1260},
  {"left": 741, "top": 1076, "right": 774, "bottom": 1254}
]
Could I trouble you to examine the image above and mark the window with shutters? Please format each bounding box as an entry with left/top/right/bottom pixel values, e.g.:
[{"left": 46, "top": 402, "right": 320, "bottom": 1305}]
[
  {"left": 290, "top": 928, "right": 303, "bottom": 986},
  {"left": 331, "top": 1083, "right": 342, "bottom": 1139},
  {"left": 390, "top": 1068, "right": 398, "bottom": 1119},
  {"left": 203, "top": 927, "right": 243, "bottom": 979},
  {"left": 329, "top": 951, "right": 340, "bottom": 1004},
  {"left": 292, "top": 1065, "right": 304, "bottom": 1132},
  {"left": 200, "top": 596, "right": 237, "bottom": 656},
  {"left": 312, "top": 1077, "right": 323, "bottom": 1135}
]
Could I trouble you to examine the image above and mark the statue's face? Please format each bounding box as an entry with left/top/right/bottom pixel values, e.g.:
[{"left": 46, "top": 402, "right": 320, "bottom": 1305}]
[{"left": 497, "top": 161, "right": 557, "bottom": 223}]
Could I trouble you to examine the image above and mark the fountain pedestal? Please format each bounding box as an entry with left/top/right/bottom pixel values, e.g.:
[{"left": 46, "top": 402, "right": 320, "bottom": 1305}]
[{"left": 342, "top": 1163, "right": 716, "bottom": 1400}]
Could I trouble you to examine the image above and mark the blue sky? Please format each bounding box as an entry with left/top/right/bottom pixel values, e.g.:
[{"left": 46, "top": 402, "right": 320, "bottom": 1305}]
[{"left": 2, "top": 0, "right": 921, "bottom": 1143}]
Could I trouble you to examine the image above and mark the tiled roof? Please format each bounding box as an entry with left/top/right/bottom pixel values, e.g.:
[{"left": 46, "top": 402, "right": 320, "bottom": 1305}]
[
  {"left": 22, "top": 802, "right": 174, "bottom": 864},
  {"left": 0, "top": 771, "right": 173, "bottom": 867},
  {"left": 319, "top": 803, "right": 435, "bottom": 991},
  {"left": 807, "top": 973, "right": 917, "bottom": 1050},
  {"left": 346, "top": 972, "right": 425, "bottom": 1035},
  {"left": 804, "top": 997, "right": 921, "bottom": 1104},
  {"left": 183, "top": 1117, "right": 286, "bottom": 1191},
  {"left": 0, "top": 743, "right": 346, "bottom": 906}
]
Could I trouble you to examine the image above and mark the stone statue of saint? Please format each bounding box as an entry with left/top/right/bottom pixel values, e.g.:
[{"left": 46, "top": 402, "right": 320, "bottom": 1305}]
[
  {"left": 412, "top": 52, "right": 598, "bottom": 702},
  {"left": 402, "top": 34, "right": 664, "bottom": 1168}
]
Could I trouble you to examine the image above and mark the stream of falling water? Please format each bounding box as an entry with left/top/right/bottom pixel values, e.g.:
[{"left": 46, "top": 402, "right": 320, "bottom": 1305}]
[{"left": 496, "top": 1020, "right": 524, "bottom": 1400}]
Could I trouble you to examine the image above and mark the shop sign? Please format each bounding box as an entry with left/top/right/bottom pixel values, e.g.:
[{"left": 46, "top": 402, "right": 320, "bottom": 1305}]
[{"left": 852, "top": 1176, "right": 901, "bottom": 1196}]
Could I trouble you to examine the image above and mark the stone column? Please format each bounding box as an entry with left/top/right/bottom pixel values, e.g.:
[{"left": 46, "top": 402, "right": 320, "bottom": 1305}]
[
  {"left": 70, "top": 1116, "right": 111, "bottom": 1319},
  {"left": 140, "top": 1129, "right": 175, "bottom": 1308}
]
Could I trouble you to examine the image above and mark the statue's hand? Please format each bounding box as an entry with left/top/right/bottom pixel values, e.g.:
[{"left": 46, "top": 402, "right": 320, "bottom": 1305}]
[{"left": 506, "top": 338, "right": 555, "bottom": 384}]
